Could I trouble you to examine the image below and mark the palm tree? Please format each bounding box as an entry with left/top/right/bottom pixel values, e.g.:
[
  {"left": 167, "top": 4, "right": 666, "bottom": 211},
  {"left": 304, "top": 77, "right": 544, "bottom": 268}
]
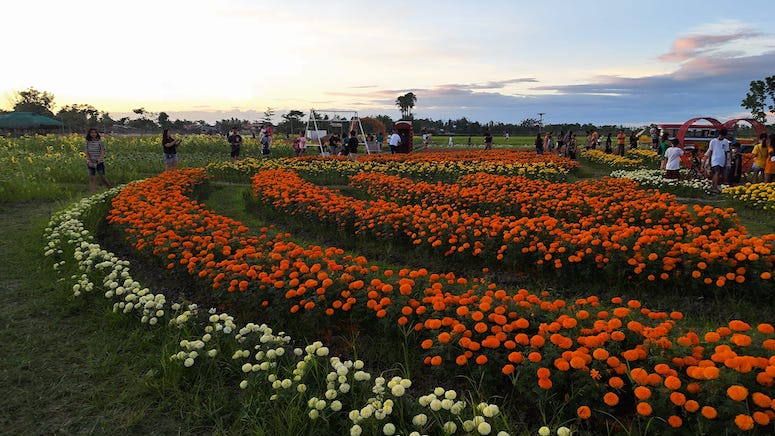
[{"left": 395, "top": 92, "right": 417, "bottom": 119}]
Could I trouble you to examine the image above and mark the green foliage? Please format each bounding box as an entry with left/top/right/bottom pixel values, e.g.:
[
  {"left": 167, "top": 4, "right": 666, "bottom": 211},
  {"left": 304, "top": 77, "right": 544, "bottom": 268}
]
[
  {"left": 12, "top": 87, "right": 56, "bottom": 117},
  {"left": 741, "top": 75, "right": 775, "bottom": 124},
  {"left": 395, "top": 92, "right": 417, "bottom": 119}
]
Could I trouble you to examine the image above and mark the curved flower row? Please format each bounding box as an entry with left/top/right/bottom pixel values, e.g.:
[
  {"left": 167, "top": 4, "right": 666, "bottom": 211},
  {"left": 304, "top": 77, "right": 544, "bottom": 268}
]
[
  {"left": 99, "top": 169, "right": 775, "bottom": 433},
  {"left": 46, "top": 177, "right": 515, "bottom": 436},
  {"left": 723, "top": 183, "right": 775, "bottom": 211},
  {"left": 206, "top": 149, "right": 578, "bottom": 184},
  {"left": 253, "top": 169, "right": 775, "bottom": 293},
  {"left": 350, "top": 172, "right": 710, "bottom": 230}
]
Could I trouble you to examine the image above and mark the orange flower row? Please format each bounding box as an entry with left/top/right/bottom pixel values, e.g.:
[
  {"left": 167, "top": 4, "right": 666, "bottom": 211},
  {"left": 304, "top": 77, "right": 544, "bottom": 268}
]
[
  {"left": 106, "top": 169, "right": 775, "bottom": 433},
  {"left": 252, "top": 169, "right": 775, "bottom": 292}
]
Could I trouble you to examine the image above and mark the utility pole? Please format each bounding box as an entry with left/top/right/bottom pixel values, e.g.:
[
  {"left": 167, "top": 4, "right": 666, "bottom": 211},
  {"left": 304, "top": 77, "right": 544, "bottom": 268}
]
[{"left": 538, "top": 113, "right": 545, "bottom": 134}]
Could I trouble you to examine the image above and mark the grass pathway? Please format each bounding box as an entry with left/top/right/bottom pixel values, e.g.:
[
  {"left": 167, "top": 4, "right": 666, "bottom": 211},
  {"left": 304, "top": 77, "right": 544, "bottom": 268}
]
[{"left": 0, "top": 202, "right": 201, "bottom": 435}]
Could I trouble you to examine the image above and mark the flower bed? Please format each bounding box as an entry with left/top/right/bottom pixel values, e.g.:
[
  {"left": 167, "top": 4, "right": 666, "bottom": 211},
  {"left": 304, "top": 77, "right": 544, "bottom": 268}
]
[
  {"left": 611, "top": 168, "right": 722, "bottom": 196},
  {"left": 48, "top": 169, "right": 775, "bottom": 434},
  {"left": 723, "top": 183, "right": 775, "bottom": 211},
  {"left": 206, "top": 150, "right": 578, "bottom": 184},
  {"left": 252, "top": 168, "right": 774, "bottom": 294}
]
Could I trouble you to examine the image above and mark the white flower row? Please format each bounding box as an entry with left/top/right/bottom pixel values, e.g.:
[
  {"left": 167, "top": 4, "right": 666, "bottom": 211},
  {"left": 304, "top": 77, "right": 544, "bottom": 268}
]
[
  {"left": 44, "top": 187, "right": 529, "bottom": 436},
  {"left": 610, "top": 169, "right": 726, "bottom": 193}
]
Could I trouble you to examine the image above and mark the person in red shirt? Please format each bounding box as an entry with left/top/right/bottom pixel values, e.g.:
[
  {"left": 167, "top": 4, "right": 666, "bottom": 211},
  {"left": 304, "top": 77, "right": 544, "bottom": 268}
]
[{"left": 616, "top": 130, "right": 626, "bottom": 156}]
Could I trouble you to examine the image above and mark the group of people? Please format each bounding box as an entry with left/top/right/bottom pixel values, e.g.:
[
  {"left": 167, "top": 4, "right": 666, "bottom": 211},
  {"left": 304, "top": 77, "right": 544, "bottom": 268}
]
[
  {"left": 658, "top": 129, "right": 775, "bottom": 193},
  {"left": 534, "top": 131, "right": 578, "bottom": 159}
]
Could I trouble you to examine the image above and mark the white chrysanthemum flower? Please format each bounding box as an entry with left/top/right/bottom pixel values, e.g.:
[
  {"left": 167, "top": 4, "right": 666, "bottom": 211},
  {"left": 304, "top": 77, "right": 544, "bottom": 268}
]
[
  {"left": 557, "top": 427, "right": 571, "bottom": 436},
  {"left": 412, "top": 413, "right": 427, "bottom": 427},
  {"left": 382, "top": 423, "right": 396, "bottom": 435},
  {"left": 477, "top": 422, "right": 492, "bottom": 435}
]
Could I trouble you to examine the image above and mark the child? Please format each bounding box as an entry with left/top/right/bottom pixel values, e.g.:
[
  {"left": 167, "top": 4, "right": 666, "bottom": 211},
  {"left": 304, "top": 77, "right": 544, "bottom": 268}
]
[{"left": 727, "top": 142, "right": 743, "bottom": 186}]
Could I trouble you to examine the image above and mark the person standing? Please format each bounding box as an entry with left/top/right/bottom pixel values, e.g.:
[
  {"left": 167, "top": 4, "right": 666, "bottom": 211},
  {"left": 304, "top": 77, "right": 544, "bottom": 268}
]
[
  {"left": 604, "top": 133, "right": 613, "bottom": 154},
  {"left": 543, "top": 132, "right": 553, "bottom": 153},
  {"left": 707, "top": 129, "right": 730, "bottom": 193},
  {"left": 727, "top": 142, "right": 743, "bottom": 186},
  {"left": 162, "top": 129, "right": 182, "bottom": 171},
  {"left": 376, "top": 131, "right": 384, "bottom": 152},
  {"left": 591, "top": 129, "right": 599, "bottom": 149},
  {"left": 664, "top": 141, "right": 684, "bottom": 179},
  {"left": 556, "top": 130, "right": 565, "bottom": 156},
  {"left": 328, "top": 134, "right": 340, "bottom": 156},
  {"left": 765, "top": 133, "right": 775, "bottom": 183},
  {"left": 388, "top": 130, "right": 401, "bottom": 154},
  {"left": 658, "top": 132, "right": 670, "bottom": 170},
  {"left": 484, "top": 130, "right": 493, "bottom": 150},
  {"left": 650, "top": 124, "right": 659, "bottom": 152},
  {"left": 534, "top": 132, "right": 544, "bottom": 155},
  {"left": 616, "top": 130, "right": 626, "bottom": 156},
  {"left": 749, "top": 133, "right": 767, "bottom": 183},
  {"left": 566, "top": 133, "right": 577, "bottom": 160},
  {"left": 629, "top": 131, "right": 638, "bottom": 150},
  {"left": 227, "top": 127, "right": 243, "bottom": 163},
  {"left": 346, "top": 130, "right": 359, "bottom": 161},
  {"left": 85, "top": 128, "right": 111, "bottom": 191},
  {"left": 448, "top": 136, "right": 454, "bottom": 147}
]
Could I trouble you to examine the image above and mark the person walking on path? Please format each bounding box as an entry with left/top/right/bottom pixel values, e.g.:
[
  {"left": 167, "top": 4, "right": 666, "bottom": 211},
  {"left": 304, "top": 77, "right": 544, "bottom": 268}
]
[
  {"left": 85, "top": 128, "right": 111, "bottom": 192},
  {"left": 227, "top": 127, "right": 243, "bottom": 163},
  {"left": 162, "top": 129, "right": 182, "bottom": 171}
]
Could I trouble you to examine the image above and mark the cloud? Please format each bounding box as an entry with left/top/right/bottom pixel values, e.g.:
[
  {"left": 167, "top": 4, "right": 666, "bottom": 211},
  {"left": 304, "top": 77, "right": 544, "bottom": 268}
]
[
  {"left": 658, "top": 30, "right": 761, "bottom": 62},
  {"left": 437, "top": 78, "right": 539, "bottom": 90}
]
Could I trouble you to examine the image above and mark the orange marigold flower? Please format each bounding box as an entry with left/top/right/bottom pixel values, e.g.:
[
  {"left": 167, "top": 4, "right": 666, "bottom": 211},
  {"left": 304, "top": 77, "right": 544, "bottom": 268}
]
[
  {"left": 664, "top": 375, "right": 681, "bottom": 390},
  {"left": 753, "top": 411, "right": 770, "bottom": 426},
  {"left": 603, "top": 392, "right": 619, "bottom": 406},
  {"left": 609, "top": 376, "right": 624, "bottom": 389},
  {"left": 752, "top": 392, "right": 772, "bottom": 408},
  {"left": 577, "top": 406, "right": 591, "bottom": 419},
  {"left": 701, "top": 406, "right": 717, "bottom": 419},
  {"left": 727, "top": 385, "right": 749, "bottom": 402},
  {"left": 735, "top": 414, "right": 754, "bottom": 431},
  {"left": 668, "top": 415, "right": 682, "bottom": 428},
  {"left": 634, "top": 386, "right": 652, "bottom": 400},
  {"left": 636, "top": 401, "right": 652, "bottom": 416},
  {"left": 684, "top": 400, "right": 700, "bottom": 413}
]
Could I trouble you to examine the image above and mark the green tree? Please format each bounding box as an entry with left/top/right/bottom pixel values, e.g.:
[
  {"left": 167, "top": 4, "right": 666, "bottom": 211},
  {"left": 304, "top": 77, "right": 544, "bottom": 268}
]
[
  {"left": 280, "top": 109, "right": 305, "bottom": 134},
  {"left": 395, "top": 92, "right": 417, "bottom": 119},
  {"left": 56, "top": 104, "right": 99, "bottom": 133},
  {"left": 12, "top": 87, "right": 55, "bottom": 117},
  {"left": 741, "top": 76, "right": 775, "bottom": 124},
  {"left": 372, "top": 115, "right": 394, "bottom": 132},
  {"left": 262, "top": 107, "right": 276, "bottom": 126},
  {"left": 128, "top": 108, "right": 159, "bottom": 131}
]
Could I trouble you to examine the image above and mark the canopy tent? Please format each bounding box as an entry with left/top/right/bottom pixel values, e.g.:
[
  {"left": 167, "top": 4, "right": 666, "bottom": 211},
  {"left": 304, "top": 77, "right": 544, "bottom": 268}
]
[{"left": 0, "top": 112, "right": 63, "bottom": 129}]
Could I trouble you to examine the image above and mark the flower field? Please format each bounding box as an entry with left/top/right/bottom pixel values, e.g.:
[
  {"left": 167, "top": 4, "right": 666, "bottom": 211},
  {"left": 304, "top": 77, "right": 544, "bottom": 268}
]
[{"left": 30, "top": 137, "right": 775, "bottom": 435}]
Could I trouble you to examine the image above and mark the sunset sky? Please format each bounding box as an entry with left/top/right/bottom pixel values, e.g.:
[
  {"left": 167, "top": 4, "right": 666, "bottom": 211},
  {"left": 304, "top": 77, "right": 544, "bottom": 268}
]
[{"left": 2, "top": 0, "right": 774, "bottom": 126}]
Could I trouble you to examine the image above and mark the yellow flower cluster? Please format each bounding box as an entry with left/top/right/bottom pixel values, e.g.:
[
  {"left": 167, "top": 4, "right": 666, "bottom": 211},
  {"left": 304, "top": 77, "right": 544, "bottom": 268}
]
[{"left": 723, "top": 183, "right": 775, "bottom": 211}]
